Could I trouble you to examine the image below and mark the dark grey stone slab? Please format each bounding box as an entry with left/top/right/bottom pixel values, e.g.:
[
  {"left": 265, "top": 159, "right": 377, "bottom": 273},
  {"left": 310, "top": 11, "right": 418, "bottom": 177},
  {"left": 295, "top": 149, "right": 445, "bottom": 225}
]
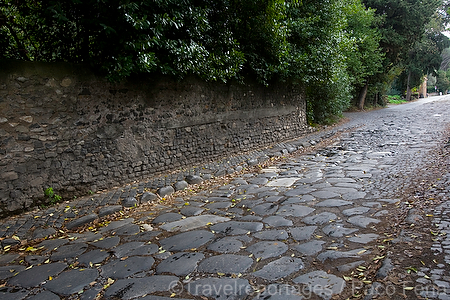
[
  {"left": 8, "top": 262, "right": 67, "bottom": 288},
  {"left": 347, "top": 215, "right": 381, "bottom": 228},
  {"left": 210, "top": 221, "right": 263, "bottom": 235},
  {"left": 51, "top": 243, "right": 88, "bottom": 261},
  {"left": 157, "top": 186, "right": 175, "bottom": 198},
  {"left": 198, "top": 254, "right": 253, "bottom": 274},
  {"left": 65, "top": 213, "right": 98, "bottom": 230},
  {"left": 336, "top": 260, "right": 366, "bottom": 272},
  {"left": 252, "top": 284, "right": 303, "bottom": 300},
  {"left": 98, "top": 205, "right": 122, "bottom": 217},
  {"left": 311, "top": 191, "right": 340, "bottom": 199},
  {"left": 247, "top": 178, "right": 269, "bottom": 185},
  {"left": 77, "top": 249, "right": 109, "bottom": 266},
  {"left": 25, "top": 255, "right": 48, "bottom": 266},
  {"left": 156, "top": 252, "right": 204, "bottom": 276},
  {"left": 90, "top": 236, "right": 120, "bottom": 249},
  {"left": 114, "top": 223, "right": 140, "bottom": 235},
  {"left": 348, "top": 233, "right": 379, "bottom": 244},
  {"left": 293, "top": 270, "right": 345, "bottom": 299},
  {"left": 289, "top": 226, "right": 317, "bottom": 241},
  {"left": 323, "top": 187, "right": 358, "bottom": 194},
  {"left": 101, "top": 256, "right": 155, "bottom": 279},
  {"left": 253, "top": 230, "right": 288, "bottom": 240},
  {"left": 263, "top": 216, "right": 293, "bottom": 227},
  {"left": 342, "top": 207, "right": 370, "bottom": 216},
  {"left": 32, "top": 227, "right": 57, "bottom": 239},
  {"left": 44, "top": 268, "right": 98, "bottom": 296},
  {"left": 315, "top": 199, "right": 353, "bottom": 207},
  {"left": 105, "top": 275, "right": 179, "bottom": 300},
  {"left": 160, "top": 215, "right": 229, "bottom": 232},
  {"left": 293, "top": 240, "right": 326, "bottom": 255},
  {"left": 284, "top": 187, "right": 317, "bottom": 197},
  {"left": 27, "top": 291, "right": 60, "bottom": 300},
  {"left": 70, "top": 232, "right": 102, "bottom": 243},
  {"left": 141, "top": 192, "right": 158, "bottom": 203},
  {"left": 174, "top": 180, "right": 189, "bottom": 191},
  {"left": 160, "top": 230, "right": 215, "bottom": 251},
  {"left": 322, "top": 224, "right": 359, "bottom": 237},
  {"left": 180, "top": 205, "right": 204, "bottom": 216},
  {"left": 0, "top": 253, "right": 20, "bottom": 265},
  {"left": 152, "top": 213, "right": 183, "bottom": 224},
  {"left": 206, "top": 202, "right": 232, "bottom": 209},
  {"left": 207, "top": 237, "right": 244, "bottom": 253},
  {"left": 0, "top": 265, "right": 26, "bottom": 280},
  {"left": 186, "top": 175, "right": 203, "bottom": 184},
  {"left": 112, "top": 241, "right": 158, "bottom": 258},
  {"left": 253, "top": 257, "right": 304, "bottom": 280},
  {"left": 252, "top": 203, "right": 279, "bottom": 216},
  {"left": 38, "top": 239, "right": 68, "bottom": 253},
  {"left": 141, "top": 297, "right": 192, "bottom": 300},
  {"left": 277, "top": 205, "right": 315, "bottom": 217},
  {"left": 122, "top": 197, "right": 138, "bottom": 207},
  {"left": 303, "top": 212, "right": 337, "bottom": 225},
  {"left": 247, "top": 241, "right": 288, "bottom": 259},
  {"left": 80, "top": 284, "right": 103, "bottom": 300},
  {"left": 0, "top": 288, "right": 29, "bottom": 300},
  {"left": 99, "top": 218, "right": 134, "bottom": 233},
  {"left": 185, "top": 278, "right": 251, "bottom": 300},
  {"left": 264, "top": 195, "right": 284, "bottom": 202}
]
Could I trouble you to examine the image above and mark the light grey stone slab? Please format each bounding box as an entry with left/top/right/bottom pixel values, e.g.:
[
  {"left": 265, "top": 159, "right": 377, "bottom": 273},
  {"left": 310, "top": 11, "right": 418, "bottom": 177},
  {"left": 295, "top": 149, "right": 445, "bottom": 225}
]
[
  {"left": 253, "top": 229, "right": 289, "bottom": 240},
  {"left": 342, "top": 207, "right": 370, "bottom": 216},
  {"left": 252, "top": 203, "right": 279, "bottom": 216},
  {"left": 253, "top": 257, "right": 304, "bottom": 280},
  {"left": 311, "top": 191, "right": 340, "bottom": 199},
  {"left": 267, "top": 178, "right": 299, "bottom": 187},
  {"left": 315, "top": 199, "right": 353, "bottom": 207},
  {"left": 159, "top": 214, "right": 230, "bottom": 232},
  {"left": 207, "top": 237, "right": 244, "bottom": 253},
  {"left": 317, "top": 248, "right": 371, "bottom": 262}
]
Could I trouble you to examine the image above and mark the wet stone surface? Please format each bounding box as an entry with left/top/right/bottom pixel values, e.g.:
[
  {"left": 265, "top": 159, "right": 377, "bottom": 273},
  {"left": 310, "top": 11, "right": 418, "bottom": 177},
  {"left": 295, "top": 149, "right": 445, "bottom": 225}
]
[{"left": 1, "top": 97, "right": 450, "bottom": 299}]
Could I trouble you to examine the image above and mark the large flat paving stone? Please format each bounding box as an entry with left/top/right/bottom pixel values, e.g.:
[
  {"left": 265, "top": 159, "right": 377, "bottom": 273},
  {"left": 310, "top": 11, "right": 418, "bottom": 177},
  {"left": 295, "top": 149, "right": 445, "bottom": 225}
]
[
  {"left": 160, "top": 230, "right": 215, "bottom": 251},
  {"left": 315, "top": 199, "right": 353, "bottom": 207},
  {"left": 251, "top": 203, "right": 279, "bottom": 216},
  {"left": 311, "top": 190, "right": 340, "bottom": 199},
  {"left": 185, "top": 278, "right": 251, "bottom": 300},
  {"left": 197, "top": 254, "right": 253, "bottom": 274},
  {"left": 90, "top": 236, "right": 121, "bottom": 249},
  {"left": 253, "top": 257, "right": 304, "bottom": 280},
  {"left": 247, "top": 241, "right": 288, "bottom": 259},
  {"left": 101, "top": 256, "right": 155, "bottom": 279},
  {"left": 207, "top": 237, "right": 244, "bottom": 253},
  {"left": 50, "top": 243, "right": 88, "bottom": 261},
  {"left": 277, "top": 205, "right": 315, "bottom": 217},
  {"left": 252, "top": 284, "right": 304, "bottom": 300},
  {"left": 342, "top": 207, "right": 370, "bottom": 216},
  {"left": 303, "top": 212, "right": 337, "bottom": 225},
  {"left": 8, "top": 262, "right": 67, "bottom": 288},
  {"left": 348, "top": 233, "right": 379, "bottom": 244},
  {"left": 112, "top": 241, "right": 158, "bottom": 258},
  {"left": 289, "top": 226, "right": 317, "bottom": 241},
  {"left": 0, "top": 288, "right": 29, "bottom": 300},
  {"left": 293, "top": 240, "right": 326, "bottom": 256},
  {"left": 26, "top": 291, "right": 59, "bottom": 300},
  {"left": 156, "top": 252, "right": 204, "bottom": 276},
  {"left": 105, "top": 275, "right": 179, "bottom": 300},
  {"left": 253, "top": 229, "right": 288, "bottom": 240},
  {"left": 266, "top": 178, "right": 299, "bottom": 187},
  {"left": 347, "top": 215, "right": 381, "bottom": 228},
  {"left": 317, "top": 248, "right": 371, "bottom": 262},
  {"left": 159, "top": 215, "right": 230, "bottom": 232},
  {"left": 210, "top": 221, "right": 263, "bottom": 235},
  {"left": 77, "top": 249, "right": 109, "bottom": 266},
  {"left": 322, "top": 224, "right": 359, "bottom": 237},
  {"left": 152, "top": 213, "right": 183, "bottom": 224},
  {"left": 0, "top": 265, "right": 26, "bottom": 280},
  {"left": 44, "top": 268, "right": 98, "bottom": 295},
  {"left": 284, "top": 186, "right": 317, "bottom": 197},
  {"left": 293, "top": 270, "right": 345, "bottom": 299},
  {"left": 263, "top": 216, "right": 293, "bottom": 227}
]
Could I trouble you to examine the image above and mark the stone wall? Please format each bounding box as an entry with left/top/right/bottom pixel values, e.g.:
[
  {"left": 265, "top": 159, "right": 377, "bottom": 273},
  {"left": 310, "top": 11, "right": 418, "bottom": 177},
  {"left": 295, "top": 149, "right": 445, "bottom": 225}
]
[{"left": 0, "top": 60, "right": 310, "bottom": 215}]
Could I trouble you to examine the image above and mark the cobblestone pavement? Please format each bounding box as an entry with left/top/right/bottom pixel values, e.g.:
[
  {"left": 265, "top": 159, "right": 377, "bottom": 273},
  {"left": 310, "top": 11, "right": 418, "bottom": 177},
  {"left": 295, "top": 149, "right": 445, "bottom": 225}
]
[{"left": 1, "top": 96, "right": 450, "bottom": 300}]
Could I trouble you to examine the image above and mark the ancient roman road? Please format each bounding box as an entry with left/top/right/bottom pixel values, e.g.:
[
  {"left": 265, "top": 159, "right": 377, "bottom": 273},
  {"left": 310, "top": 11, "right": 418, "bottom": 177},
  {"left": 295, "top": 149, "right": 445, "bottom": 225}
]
[{"left": 1, "top": 95, "right": 450, "bottom": 300}]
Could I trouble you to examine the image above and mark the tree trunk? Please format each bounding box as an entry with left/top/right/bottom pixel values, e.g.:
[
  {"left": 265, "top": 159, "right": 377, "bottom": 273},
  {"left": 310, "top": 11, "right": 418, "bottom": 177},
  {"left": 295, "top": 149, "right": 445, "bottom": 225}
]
[
  {"left": 406, "top": 70, "right": 412, "bottom": 101},
  {"left": 357, "top": 81, "right": 369, "bottom": 110}
]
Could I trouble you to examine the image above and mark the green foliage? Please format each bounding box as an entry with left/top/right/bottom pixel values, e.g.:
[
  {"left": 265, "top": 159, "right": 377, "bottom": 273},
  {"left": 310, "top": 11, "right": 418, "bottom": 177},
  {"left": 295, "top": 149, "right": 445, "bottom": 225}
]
[
  {"left": 436, "top": 69, "right": 450, "bottom": 92},
  {"left": 44, "top": 187, "right": 62, "bottom": 205},
  {"left": 386, "top": 95, "right": 407, "bottom": 104}
]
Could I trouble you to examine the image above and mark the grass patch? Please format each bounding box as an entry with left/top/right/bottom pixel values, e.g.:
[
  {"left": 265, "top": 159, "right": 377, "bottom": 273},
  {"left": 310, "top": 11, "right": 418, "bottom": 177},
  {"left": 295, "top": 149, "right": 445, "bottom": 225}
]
[{"left": 386, "top": 95, "right": 408, "bottom": 105}]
